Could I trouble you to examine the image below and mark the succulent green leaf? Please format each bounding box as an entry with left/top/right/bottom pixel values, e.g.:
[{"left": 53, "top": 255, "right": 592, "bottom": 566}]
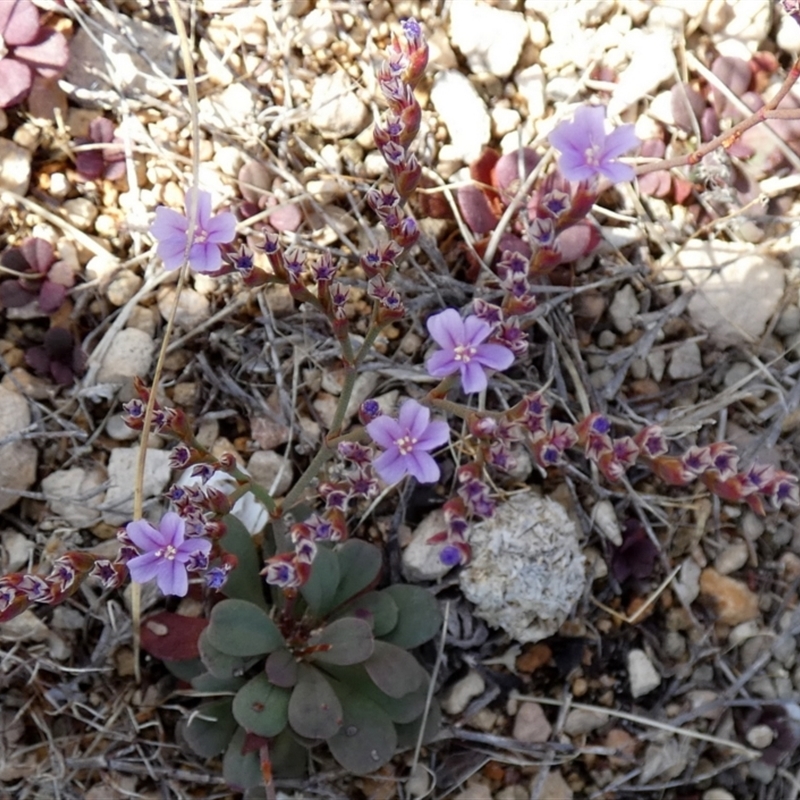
[
  {"left": 223, "top": 726, "right": 263, "bottom": 791},
  {"left": 198, "top": 628, "right": 254, "bottom": 679},
  {"left": 327, "top": 663, "right": 430, "bottom": 724},
  {"left": 182, "top": 698, "right": 238, "bottom": 758},
  {"left": 299, "top": 544, "right": 340, "bottom": 617},
  {"left": 207, "top": 599, "right": 283, "bottom": 657},
  {"left": 395, "top": 699, "right": 442, "bottom": 749},
  {"left": 270, "top": 728, "right": 308, "bottom": 779},
  {"left": 330, "top": 539, "right": 383, "bottom": 608},
  {"left": 309, "top": 617, "right": 374, "bottom": 665},
  {"left": 163, "top": 656, "right": 205, "bottom": 682},
  {"left": 327, "top": 686, "right": 397, "bottom": 775},
  {"left": 190, "top": 672, "right": 246, "bottom": 694},
  {"left": 265, "top": 649, "right": 299, "bottom": 688},
  {"left": 232, "top": 673, "right": 290, "bottom": 738},
  {"left": 380, "top": 585, "right": 442, "bottom": 649},
  {"left": 220, "top": 514, "right": 269, "bottom": 609},
  {"left": 336, "top": 590, "right": 398, "bottom": 636},
  {"left": 363, "top": 640, "right": 425, "bottom": 698},
  {"left": 288, "top": 664, "right": 343, "bottom": 740}
]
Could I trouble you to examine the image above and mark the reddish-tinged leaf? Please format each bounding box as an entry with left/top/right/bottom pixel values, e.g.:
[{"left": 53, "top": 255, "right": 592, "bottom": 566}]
[
  {"left": 0, "top": 280, "right": 37, "bottom": 308},
  {"left": 269, "top": 202, "right": 303, "bottom": 232},
  {"left": 493, "top": 148, "right": 539, "bottom": 203},
  {"left": 711, "top": 56, "right": 751, "bottom": 115},
  {"left": 469, "top": 146, "right": 499, "bottom": 187},
  {"left": 24, "top": 345, "right": 49, "bottom": 374},
  {"left": 0, "top": 58, "right": 32, "bottom": 108},
  {"left": 554, "top": 221, "right": 600, "bottom": 263},
  {"left": 141, "top": 611, "right": 209, "bottom": 661},
  {"left": 20, "top": 237, "right": 54, "bottom": 273},
  {"left": 238, "top": 161, "right": 272, "bottom": 205},
  {"left": 0, "top": 0, "right": 40, "bottom": 47},
  {"left": 38, "top": 280, "right": 67, "bottom": 313},
  {"left": 89, "top": 117, "right": 115, "bottom": 143},
  {"left": 46, "top": 260, "right": 75, "bottom": 287},
  {"left": 457, "top": 185, "right": 497, "bottom": 235},
  {"left": 14, "top": 27, "right": 70, "bottom": 78},
  {"left": 670, "top": 83, "right": 705, "bottom": 132},
  {"left": 75, "top": 144, "right": 105, "bottom": 180},
  {"left": 49, "top": 360, "right": 74, "bottom": 385},
  {"left": 611, "top": 521, "right": 659, "bottom": 583}
]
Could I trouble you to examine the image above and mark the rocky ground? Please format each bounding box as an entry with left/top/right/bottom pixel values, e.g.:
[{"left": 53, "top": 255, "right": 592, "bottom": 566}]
[{"left": 4, "top": 1, "right": 800, "bottom": 799}]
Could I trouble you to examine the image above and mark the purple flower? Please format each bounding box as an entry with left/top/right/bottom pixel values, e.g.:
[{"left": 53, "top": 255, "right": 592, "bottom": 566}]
[
  {"left": 426, "top": 309, "right": 515, "bottom": 393},
  {"left": 150, "top": 189, "right": 236, "bottom": 273},
  {"left": 548, "top": 105, "right": 640, "bottom": 184},
  {"left": 125, "top": 512, "right": 212, "bottom": 597},
  {"left": 366, "top": 399, "right": 449, "bottom": 484}
]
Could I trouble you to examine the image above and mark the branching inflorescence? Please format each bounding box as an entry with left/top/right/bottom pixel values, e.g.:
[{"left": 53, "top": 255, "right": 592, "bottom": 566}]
[{"left": 3, "top": 11, "right": 800, "bottom": 791}]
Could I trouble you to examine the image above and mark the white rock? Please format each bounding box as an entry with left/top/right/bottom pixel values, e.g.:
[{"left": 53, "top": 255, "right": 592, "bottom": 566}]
[
  {"left": 0, "top": 138, "right": 32, "bottom": 194},
  {"left": 628, "top": 648, "right": 661, "bottom": 698},
  {"left": 66, "top": 8, "right": 178, "bottom": 101},
  {"left": 746, "top": 724, "right": 775, "bottom": 749},
  {"left": 308, "top": 72, "right": 368, "bottom": 139},
  {"left": 0, "top": 386, "right": 37, "bottom": 512},
  {"left": 430, "top": 70, "right": 491, "bottom": 163},
  {"left": 428, "top": 28, "right": 459, "bottom": 70},
  {"left": 295, "top": 8, "right": 337, "bottom": 51},
  {"left": 103, "top": 447, "right": 172, "bottom": 526},
  {"left": 247, "top": 450, "right": 293, "bottom": 498},
  {"left": 491, "top": 107, "right": 521, "bottom": 138},
  {"left": 591, "top": 500, "right": 622, "bottom": 546},
  {"left": 199, "top": 82, "right": 257, "bottom": 131},
  {"left": 62, "top": 198, "right": 98, "bottom": 231},
  {"left": 449, "top": 1, "right": 528, "bottom": 78},
  {"left": 609, "top": 284, "right": 639, "bottom": 334},
  {"left": 106, "top": 271, "right": 143, "bottom": 307},
  {"left": 668, "top": 242, "right": 784, "bottom": 346},
  {"left": 668, "top": 340, "right": 703, "bottom": 380},
  {"left": 402, "top": 509, "right": 451, "bottom": 582},
  {"left": 642, "top": 739, "right": 689, "bottom": 782},
  {"left": 106, "top": 413, "right": 140, "bottom": 441},
  {"left": 609, "top": 30, "right": 676, "bottom": 116},
  {"left": 0, "top": 609, "right": 49, "bottom": 643},
  {"left": 713, "top": 540, "right": 749, "bottom": 575},
  {"left": 1, "top": 531, "right": 34, "bottom": 572},
  {"left": 563, "top": 708, "right": 609, "bottom": 735},
  {"left": 702, "top": 0, "right": 772, "bottom": 57},
  {"left": 96, "top": 328, "right": 155, "bottom": 386},
  {"left": 41, "top": 467, "right": 106, "bottom": 528},
  {"left": 702, "top": 790, "right": 736, "bottom": 800},
  {"left": 516, "top": 65, "right": 546, "bottom": 123},
  {"left": 442, "top": 669, "right": 485, "bottom": 715},
  {"left": 157, "top": 287, "right": 211, "bottom": 330},
  {"left": 674, "top": 558, "right": 701, "bottom": 605},
  {"left": 777, "top": 12, "right": 800, "bottom": 53},
  {"left": 459, "top": 492, "right": 585, "bottom": 643},
  {"left": 647, "top": 350, "right": 666, "bottom": 382}
]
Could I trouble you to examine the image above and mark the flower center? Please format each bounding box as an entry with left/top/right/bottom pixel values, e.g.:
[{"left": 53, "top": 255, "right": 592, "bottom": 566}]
[
  {"left": 453, "top": 343, "right": 477, "bottom": 363},
  {"left": 155, "top": 545, "right": 178, "bottom": 561},
  {"left": 0, "top": 34, "right": 7, "bottom": 61},
  {"left": 584, "top": 143, "right": 603, "bottom": 167},
  {"left": 394, "top": 434, "right": 417, "bottom": 455}
]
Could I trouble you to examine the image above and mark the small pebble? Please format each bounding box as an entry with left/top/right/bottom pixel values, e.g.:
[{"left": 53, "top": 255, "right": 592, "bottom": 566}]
[
  {"left": 563, "top": 708, "right": 609, "bottom": 736},
  {"left": 442, "top": 670, "right": 485, "bottom": 716},
  {"left": 627, "top": 648, "right": 661, "bottom": 698},
  {"left": 699, "top": 568, "right": 759, "bottom": 625},
  {"left": 512, "top": 702, "right": 552, "bottom": 743},
  {"left": 713, "top": 541, "right": 748, "bottom": 575},
  {"left": 668, "top": 340, "right": 703, "bottom": 380}
]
